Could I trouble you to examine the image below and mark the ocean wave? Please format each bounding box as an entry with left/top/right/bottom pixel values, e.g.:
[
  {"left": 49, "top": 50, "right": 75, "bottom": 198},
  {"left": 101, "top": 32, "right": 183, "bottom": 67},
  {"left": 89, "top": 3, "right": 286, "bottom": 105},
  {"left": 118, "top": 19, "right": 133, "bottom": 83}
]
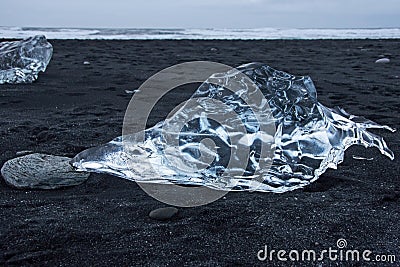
[{"left": 1, "top": 27, "right": 400, "bottom": 40}]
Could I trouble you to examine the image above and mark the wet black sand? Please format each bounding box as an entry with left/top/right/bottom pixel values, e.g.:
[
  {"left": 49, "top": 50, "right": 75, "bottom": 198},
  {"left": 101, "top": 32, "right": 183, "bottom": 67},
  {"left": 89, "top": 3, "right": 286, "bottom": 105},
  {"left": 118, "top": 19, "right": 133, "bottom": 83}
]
[{"left": 0, "top": 39, "right": 399, "bottom": 266}]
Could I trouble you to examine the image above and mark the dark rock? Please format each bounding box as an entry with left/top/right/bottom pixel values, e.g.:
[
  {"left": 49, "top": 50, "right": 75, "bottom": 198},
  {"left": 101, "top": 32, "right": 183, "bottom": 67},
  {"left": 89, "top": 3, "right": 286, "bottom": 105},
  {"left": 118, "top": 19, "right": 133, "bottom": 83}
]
[
  {"left": 381, "top": 192, "right": 400, "bottom": 202},
  {"left": 1, "top": 153, "right": 90, "bottom": 189},
  {"left": 149, "top": 207, "right": 179, "bottom": 221}
]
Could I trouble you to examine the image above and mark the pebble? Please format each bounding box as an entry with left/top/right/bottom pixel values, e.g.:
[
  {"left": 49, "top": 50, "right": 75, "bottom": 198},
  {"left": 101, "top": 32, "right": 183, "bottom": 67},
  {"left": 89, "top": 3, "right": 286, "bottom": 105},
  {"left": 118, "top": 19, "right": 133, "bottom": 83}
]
[
  {"left": 379, "top": 53, "right": 392, "bottom": 58},
  {"left": 1, "top": 153, "right": 90, "bottom": 189},
  {"left": 149, "top": 207, "right": 179, "bottom": 221},
  {"left": 375, "top": 58, "right": 390, "bottom": 64}
]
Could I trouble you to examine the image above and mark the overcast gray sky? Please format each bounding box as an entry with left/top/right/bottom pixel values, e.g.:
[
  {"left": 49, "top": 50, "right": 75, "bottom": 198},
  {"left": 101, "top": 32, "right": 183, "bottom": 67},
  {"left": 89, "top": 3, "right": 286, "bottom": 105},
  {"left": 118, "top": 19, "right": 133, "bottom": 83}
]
[{"left": 1, "top": 0, "right": 399, "bottom": 28}]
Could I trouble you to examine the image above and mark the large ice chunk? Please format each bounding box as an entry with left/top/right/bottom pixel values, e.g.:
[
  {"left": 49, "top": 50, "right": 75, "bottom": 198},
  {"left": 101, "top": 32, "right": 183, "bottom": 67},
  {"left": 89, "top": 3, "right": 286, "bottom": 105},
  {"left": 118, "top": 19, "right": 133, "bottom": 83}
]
[
  {"left": 70, "top": 63, "right": 395, "bottom": 193},
  {"left": 0, "top": 35, "right": 53, "bottom": 84}
]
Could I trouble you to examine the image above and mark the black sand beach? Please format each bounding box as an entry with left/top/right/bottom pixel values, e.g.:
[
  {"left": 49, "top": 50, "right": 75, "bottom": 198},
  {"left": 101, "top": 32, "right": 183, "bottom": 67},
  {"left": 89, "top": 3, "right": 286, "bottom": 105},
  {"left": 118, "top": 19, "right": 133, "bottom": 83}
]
[{"left": 1, "top": 39, "right": 399, "bottom": 266}]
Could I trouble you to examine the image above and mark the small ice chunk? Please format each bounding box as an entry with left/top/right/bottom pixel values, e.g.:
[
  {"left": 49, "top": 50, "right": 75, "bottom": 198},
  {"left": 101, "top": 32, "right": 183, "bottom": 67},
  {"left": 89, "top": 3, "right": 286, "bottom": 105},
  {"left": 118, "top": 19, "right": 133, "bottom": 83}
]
[
  {"left": 0, "top": 35, "right": 53, "bottom": 84},
  {"left": 83, "top": 61, "right": 91, "bottom": 65},
  {"left": 15, "top": 150, "right": 34, "bottom": 156},
  {"left": 375, "top": 58, "right": 390, "bottom": 64},
  {"left": 125, "top": 89, "right": 140, "bottom": 94},
  {"left": 352, "top": 155, "right": 374, "bottom": 161}
]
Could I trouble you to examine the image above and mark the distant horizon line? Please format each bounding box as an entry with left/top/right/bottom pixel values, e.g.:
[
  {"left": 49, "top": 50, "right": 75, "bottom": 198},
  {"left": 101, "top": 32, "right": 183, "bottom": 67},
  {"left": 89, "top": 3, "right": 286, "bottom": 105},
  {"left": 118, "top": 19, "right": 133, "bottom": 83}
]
[{"left": 1, "top": 26, "right": 400, "bottom": 30}]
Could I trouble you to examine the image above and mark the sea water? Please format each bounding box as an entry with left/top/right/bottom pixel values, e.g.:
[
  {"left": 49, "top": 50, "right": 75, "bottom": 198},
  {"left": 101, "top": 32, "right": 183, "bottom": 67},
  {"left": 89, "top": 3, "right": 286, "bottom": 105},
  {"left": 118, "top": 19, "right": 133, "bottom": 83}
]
[{"left": 1, "top": 27, "right": 400, "bottom": 40}]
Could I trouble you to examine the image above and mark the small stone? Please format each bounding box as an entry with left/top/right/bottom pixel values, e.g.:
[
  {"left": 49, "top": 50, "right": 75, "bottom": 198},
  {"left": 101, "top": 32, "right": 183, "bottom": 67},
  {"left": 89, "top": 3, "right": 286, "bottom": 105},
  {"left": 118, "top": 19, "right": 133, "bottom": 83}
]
[
  {"left": 1, "top": 153, "right": 90, "bottom": 189},
  {"left": 149, "top": 207, "right": 179, "bottom": 221},
  {"left": 375, "top": 58, "right": 390, "bottom": 64},
  {"left": 83, "top": 61, "right": 90, "bottom": 65},
  {"left": 381, "top": 192, "right": 400, "bottom": 202},
  {"left": 379, "top": 53, "right": 392, "bottom": 58}
]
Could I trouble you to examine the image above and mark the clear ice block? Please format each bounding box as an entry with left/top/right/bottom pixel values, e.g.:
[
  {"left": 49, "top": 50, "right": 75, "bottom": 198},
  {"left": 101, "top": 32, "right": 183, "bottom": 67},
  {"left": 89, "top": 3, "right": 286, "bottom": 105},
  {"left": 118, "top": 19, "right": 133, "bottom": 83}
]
[
  {"left": 0, "top": 35, "right": 53, "bottom": 84},
  {"left": 71, "top": 63, "right": 395, "bottom": 193}
]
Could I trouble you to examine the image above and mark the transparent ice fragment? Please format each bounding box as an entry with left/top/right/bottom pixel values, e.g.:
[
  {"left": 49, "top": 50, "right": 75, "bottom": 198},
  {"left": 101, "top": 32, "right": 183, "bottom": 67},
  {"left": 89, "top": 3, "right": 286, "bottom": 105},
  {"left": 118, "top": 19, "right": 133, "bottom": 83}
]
[
  {"left": 352, "top": 155, "right": 374, "bottom": 161},
  {"left": 0, "top": 35, "right": 53, "bottom": 84},
  {"left": 71, "top": 63, "right": 395, "bottom": 193}
]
